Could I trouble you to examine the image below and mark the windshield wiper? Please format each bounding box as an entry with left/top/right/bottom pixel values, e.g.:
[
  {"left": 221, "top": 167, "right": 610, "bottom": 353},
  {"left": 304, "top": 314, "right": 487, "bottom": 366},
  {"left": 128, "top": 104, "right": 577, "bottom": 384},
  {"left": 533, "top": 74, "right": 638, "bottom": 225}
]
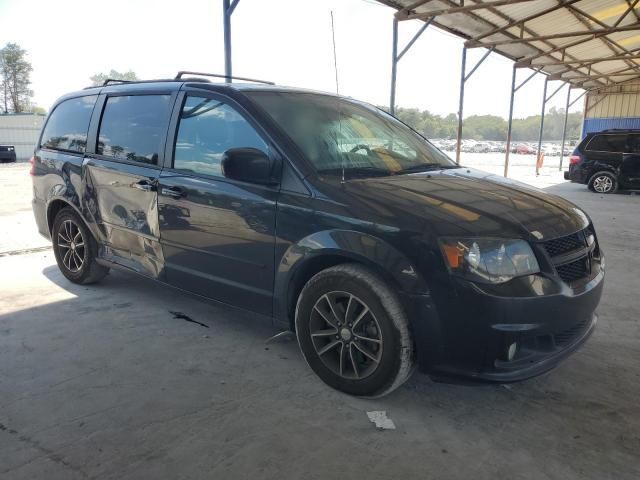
[
  {"left": 317, "top": 166, "right": 391, "bottom": 178},
  {"left": 396, "top": 163, "right": 455, "bottom": 174}
]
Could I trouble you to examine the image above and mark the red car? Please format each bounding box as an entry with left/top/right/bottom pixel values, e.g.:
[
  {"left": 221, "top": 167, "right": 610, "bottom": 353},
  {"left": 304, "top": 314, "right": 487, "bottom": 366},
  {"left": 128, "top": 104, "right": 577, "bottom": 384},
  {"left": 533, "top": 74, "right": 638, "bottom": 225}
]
[{"left": 512, "top": 144, "right": 535, "bottom": 155}]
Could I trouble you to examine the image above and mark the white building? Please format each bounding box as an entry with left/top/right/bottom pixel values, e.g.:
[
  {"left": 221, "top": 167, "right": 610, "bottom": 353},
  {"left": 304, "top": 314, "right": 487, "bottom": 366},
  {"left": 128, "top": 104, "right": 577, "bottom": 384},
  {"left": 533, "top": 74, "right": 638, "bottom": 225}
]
[{"left": 0, "top": 113, "right": 45, "bottom": 162}]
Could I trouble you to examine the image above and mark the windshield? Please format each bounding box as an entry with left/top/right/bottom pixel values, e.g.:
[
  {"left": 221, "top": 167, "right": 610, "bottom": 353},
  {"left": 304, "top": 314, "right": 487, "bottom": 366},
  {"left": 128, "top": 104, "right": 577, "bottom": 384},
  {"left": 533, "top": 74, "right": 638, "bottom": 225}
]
[{"left": 246, "top": 91, "right": 455, "bottom": 177}]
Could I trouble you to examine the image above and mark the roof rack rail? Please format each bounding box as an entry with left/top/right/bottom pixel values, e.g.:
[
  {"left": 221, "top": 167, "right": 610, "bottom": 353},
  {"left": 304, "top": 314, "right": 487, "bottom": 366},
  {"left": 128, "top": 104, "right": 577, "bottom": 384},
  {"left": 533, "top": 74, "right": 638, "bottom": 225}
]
[
  {"left": 102, "top": 78, "right": 134, "bottom": 86},
  {"left": 175, "top": 71, "right": 274, "bottom": 85}
]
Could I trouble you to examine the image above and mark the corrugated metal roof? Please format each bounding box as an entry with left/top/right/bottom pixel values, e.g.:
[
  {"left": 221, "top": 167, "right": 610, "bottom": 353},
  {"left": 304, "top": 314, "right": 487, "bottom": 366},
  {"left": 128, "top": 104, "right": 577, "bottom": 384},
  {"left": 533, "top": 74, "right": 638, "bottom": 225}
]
[{"left": 377, "top": 0, "right": 640, "bottom": 91}]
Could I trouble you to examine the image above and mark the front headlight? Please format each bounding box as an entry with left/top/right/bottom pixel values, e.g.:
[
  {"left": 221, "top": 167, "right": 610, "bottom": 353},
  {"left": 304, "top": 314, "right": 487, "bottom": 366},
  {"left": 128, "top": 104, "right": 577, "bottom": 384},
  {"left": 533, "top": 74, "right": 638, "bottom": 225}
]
[
  {"left": 439, "top": 237, "right": 540, "bottom": 284},
  {"left": 8, "top": 146, "right": 14, "bottom": 151}
]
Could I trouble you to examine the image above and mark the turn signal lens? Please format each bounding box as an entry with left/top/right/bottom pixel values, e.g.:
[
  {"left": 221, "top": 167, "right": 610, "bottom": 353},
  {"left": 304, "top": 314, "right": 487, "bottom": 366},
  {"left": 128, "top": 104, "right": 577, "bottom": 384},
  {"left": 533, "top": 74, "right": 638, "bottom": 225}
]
[{"left": 442, "top": 244, "right": 461, "bottom": 269}]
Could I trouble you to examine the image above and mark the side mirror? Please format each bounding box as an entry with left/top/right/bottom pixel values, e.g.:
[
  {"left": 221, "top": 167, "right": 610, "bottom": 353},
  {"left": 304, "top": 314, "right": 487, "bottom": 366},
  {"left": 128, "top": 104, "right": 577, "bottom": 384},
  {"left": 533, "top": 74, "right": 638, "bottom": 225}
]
[{"left": 221, "top": 148, "right": 278, "bottom": 185}]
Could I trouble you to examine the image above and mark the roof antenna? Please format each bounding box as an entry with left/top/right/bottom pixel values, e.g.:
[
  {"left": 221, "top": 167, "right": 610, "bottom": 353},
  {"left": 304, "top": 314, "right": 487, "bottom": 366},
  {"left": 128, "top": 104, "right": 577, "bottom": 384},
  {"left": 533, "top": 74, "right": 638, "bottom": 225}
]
[
  {"left": 330, "top": 11, "right": 345, "bottom": 183},
  {"left": 330, "top": 11, "right": 340, "bottom": 96}
]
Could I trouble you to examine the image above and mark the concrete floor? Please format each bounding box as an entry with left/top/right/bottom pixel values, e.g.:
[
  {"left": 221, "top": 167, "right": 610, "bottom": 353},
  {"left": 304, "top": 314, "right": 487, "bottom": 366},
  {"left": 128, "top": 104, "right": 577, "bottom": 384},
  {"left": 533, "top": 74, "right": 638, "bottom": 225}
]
[{"left": 1, "top": 164, "right": 639, "bottom": 479}]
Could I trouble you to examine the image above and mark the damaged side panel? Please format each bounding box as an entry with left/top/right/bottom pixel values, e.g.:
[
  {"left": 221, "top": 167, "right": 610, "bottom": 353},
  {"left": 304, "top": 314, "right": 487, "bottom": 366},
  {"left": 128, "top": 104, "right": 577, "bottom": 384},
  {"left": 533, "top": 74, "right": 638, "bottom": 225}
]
[{"left": 83, "top": 158, "right": 164, "bottom": 279}]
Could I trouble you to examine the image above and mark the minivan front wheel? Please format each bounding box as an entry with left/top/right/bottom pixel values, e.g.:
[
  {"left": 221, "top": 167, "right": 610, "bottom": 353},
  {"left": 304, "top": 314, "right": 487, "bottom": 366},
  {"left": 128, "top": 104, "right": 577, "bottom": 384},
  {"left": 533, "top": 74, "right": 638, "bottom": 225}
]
[
  {"left": 295, "top": 264, "right": 414, "bottom": 397},
  {"left": 589, "top": 171, "right": 618, "bottom": 194},
  {"left": 52, "top": 208, "right": 109, "bottom": 284}
]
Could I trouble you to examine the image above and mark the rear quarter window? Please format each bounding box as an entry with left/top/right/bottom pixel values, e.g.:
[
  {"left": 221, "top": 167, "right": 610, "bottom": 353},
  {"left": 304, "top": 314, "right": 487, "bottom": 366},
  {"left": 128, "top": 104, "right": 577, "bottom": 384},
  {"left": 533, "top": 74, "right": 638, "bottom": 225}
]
[
  {"left": 626, "top": 134, "right": 640, "bottom": 153},
  {"left": 97, "top": 95, "right": 172, "bottom": 165},
  {"left": 40, "top": 95, "right": 97, "bottom": 153},
  {"left": 585, "top": 134, "right": 627, "bottom": 153}
]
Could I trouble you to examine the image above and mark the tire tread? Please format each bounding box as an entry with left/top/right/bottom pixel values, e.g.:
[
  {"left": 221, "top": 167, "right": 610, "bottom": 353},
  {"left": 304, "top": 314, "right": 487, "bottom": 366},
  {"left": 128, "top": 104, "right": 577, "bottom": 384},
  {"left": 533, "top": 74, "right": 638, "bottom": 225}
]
[{"left": 295, "top": 263, "right": 414, "bottom": 397}]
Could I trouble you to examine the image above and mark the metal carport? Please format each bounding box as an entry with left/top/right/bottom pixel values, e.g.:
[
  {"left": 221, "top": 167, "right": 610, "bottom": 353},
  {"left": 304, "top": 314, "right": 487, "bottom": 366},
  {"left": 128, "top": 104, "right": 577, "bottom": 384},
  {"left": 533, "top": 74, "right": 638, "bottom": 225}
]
[{"left": 220, "top": 0, "right": 640, "bottom": 177}]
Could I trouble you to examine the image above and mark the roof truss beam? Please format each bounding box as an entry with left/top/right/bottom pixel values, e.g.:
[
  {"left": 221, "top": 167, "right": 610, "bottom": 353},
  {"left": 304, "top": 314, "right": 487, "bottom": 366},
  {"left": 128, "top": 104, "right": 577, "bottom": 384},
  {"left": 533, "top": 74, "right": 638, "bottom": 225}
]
[
  {"left": 467, "top": 0, "right": 583, "bottom": 44},
  {"left": 614, "top": 0, "right": 640, "bottom": 27},
  {"left": 551, "top": 71, "right": 640, "bottom": 81},
  {"left": 522, "top": 53, "right": 640, "bottom": 68},
  {"left": 547, "top": 46, "right": 640, "bottom": 77},
  {"left": 563, "top": 1, "right": 640, "bottom": 78},
  {"left": 514, "top": 35, "right": 610, "bottom": 66},
  {"left": 469, "top": 23, "right": 640, "bottom": 49},
  {"left": 626, "top": 0, "right": 640, "bottom": 22},
  {"left": 459, "top": 0, "right": 611, "bottom": 85},
  {"left": 381, "top": 0, "right": 611, "bottom": 86},
  {"left": 396, "top": 0, "right": 537, "bottom": 20}
]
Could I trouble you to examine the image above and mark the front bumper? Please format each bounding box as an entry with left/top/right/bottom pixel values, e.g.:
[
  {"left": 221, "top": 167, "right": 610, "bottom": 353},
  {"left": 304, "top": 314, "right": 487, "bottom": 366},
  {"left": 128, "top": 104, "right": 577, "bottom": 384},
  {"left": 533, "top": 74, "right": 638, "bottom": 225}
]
[{"left": 402, "top": 268, "right": 604, "bottom": 384}]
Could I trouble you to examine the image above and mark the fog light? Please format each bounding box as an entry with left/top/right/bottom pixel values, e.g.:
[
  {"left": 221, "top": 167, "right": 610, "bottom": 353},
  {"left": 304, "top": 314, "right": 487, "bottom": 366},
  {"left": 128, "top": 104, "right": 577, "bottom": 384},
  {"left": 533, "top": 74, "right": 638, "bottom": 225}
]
[{"left": 507, "top": 342, "right": 518, "bottom": 361}]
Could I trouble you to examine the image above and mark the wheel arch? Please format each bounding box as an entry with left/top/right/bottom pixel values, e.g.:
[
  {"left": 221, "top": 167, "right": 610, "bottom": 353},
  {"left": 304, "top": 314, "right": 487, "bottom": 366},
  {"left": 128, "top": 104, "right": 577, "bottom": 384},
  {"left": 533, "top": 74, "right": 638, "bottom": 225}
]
[
  {"left": 46, "top": 197, "right": 81, "bottom": 234},
  {"left": 273, "top": 229, "right": 428, "bottom": 331},
  {"left": 46, "top": 196, "right": 104, "bottom": 247}
]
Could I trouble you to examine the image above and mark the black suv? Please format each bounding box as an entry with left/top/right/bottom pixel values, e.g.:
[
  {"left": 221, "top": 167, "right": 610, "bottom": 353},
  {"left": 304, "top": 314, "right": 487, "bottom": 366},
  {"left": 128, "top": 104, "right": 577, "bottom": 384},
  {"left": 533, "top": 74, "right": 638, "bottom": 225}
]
[
  {"left": 565, "top": 129, "right": 640, "bottom": 193},
  {"left": 0, "top": 145, "right": 17, "bottom": 163},
  {"left": 32, "top": 73, "right": 604, "bottom": 397}
]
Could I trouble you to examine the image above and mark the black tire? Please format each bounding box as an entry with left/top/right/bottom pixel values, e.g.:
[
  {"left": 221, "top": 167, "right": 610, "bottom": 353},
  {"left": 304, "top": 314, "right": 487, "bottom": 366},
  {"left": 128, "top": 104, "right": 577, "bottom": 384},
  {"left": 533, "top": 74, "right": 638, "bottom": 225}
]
[
  {"left": 295, "top": 263, "right": 414, "bottom": 397},
  {"left": 588, "top": 171, "right": 618, "bottom": 194},
  {"left": 52, "top": 207, "right": 109, "bottom": 284}
]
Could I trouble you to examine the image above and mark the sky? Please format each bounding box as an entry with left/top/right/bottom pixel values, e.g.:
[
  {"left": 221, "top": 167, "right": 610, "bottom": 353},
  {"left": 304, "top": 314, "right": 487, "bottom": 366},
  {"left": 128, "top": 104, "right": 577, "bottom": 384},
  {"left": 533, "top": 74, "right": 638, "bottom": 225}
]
[{"left": 0, "top": 0, "right": 583, "bottom": 119}]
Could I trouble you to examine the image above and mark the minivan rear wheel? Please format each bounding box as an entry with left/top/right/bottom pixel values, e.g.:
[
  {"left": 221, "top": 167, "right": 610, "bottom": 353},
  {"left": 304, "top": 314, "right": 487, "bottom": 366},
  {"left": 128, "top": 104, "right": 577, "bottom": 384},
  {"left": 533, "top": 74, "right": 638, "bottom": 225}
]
[
  {"left": 588, "top": 171, "right": 618, "bottom": 194},
  {"left": 52, "top": 208, "right": 109, "bottom": 284},
  {"left": 295, "top": 263, "right": 414, "bottom": 397}
]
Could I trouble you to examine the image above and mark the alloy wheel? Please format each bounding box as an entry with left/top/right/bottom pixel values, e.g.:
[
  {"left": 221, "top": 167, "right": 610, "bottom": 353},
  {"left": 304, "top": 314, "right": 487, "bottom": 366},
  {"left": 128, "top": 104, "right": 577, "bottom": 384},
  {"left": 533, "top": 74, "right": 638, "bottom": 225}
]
[
  {"left": 593, "top": 175, "right": 613, "bottom": 193},
  {"left": 309, "top": 291, "right": 383, "bottom": 380},
  {"left": 57, "top": 219, "right": 86, "bottom": 273}
]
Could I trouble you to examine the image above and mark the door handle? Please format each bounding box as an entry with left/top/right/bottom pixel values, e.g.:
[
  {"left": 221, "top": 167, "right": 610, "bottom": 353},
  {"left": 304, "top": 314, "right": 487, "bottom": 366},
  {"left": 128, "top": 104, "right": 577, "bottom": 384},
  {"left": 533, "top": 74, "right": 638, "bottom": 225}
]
[
  {"left": 160, "top": 186, "right": 185, "bottom": 198},
  {"left": 133, "top": 179, "right": 157, "bottom": 192}
]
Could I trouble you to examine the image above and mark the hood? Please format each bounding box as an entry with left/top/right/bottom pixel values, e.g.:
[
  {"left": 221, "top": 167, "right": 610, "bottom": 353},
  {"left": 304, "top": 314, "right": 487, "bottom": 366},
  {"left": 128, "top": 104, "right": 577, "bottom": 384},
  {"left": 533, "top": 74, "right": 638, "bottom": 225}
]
[{"left": 334, "top": 168, "right": 588, "bottom": 241}]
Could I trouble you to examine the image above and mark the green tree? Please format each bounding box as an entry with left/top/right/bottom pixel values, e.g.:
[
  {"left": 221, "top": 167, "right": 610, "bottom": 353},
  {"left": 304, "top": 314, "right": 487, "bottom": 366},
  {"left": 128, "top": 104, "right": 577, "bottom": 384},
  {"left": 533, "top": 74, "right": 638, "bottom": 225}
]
[
  {"left": 389, "top": 105, "right": 583, "bottom": 141},
  {"left": 29, "top": 105, "right": 47, "bottom": 115},
  {"left": 0, "top": 43, "right": 33, "bottom": 113},
  {"left": 90, "top": 69, "right": 138, "bottom": 86}
]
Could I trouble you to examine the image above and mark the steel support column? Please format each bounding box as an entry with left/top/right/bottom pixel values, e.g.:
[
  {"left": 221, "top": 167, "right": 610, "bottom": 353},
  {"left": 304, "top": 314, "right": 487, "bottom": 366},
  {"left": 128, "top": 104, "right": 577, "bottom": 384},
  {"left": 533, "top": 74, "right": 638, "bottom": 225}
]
[
  {"left": 503, "top": 67, "right": 540, "bottom": 177},
  {"left": 535, "top": 79, "right": 566, "bottom": 175},
  {"left": 559, "top": 86, "right": 572, "bottom": 171},
  {"left": 504, "top": 65, "right": 517, "bottom": 177},
  {"left": 455, "top": 46, "right": 494, "bottom": 164},
  {"left": 455, "top": 47, "right": 467, "bottom": 164},
  {"left": 389, "top": 17, "right": 432, "bottom": 115},
  {"left": 222, "top": 0, "right": 240, "bottom": 82},
  {"left": 536, "top": 77, "right": 549, "bottom": 176},
  {"left": 390, "top": 19, "right": 399, "bottom": 115}
]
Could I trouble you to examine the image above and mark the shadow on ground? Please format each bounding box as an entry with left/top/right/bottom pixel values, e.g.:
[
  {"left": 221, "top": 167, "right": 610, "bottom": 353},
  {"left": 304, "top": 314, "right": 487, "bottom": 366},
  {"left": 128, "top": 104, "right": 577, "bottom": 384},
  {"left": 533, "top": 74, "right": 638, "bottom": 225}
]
[{"left": 0, "top": 182, "right": 639, "bottom": 479}]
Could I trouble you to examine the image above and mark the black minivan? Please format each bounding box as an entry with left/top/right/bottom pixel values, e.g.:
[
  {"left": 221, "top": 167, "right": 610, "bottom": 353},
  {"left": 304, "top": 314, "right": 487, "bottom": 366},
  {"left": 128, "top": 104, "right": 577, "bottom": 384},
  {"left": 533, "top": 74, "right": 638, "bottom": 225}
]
[
  {"left": 565, "top": 129, "right": 640, "bottom": 193},
  {"left": 32, "top": 73, "right": 604, "bottom": 397}
]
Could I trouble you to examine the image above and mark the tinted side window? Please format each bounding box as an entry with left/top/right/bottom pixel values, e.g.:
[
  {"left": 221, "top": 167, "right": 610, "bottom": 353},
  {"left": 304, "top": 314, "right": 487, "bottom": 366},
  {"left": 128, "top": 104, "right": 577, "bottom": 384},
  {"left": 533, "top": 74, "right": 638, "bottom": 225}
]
[
  {"left": 586, "top": 134, "right": 626, "bottom": 153},
  {"left": 626, "top": 134, "right": 640, "bottom": 153},
  {"left": 97, "top": 95, "right": 171, "bottom": 164},
  {"left": 40, "top": 95, "right": 97, "bottom": 153},
  {"left": 173, "top": 96, "right": 267, "bottom": 177}
]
